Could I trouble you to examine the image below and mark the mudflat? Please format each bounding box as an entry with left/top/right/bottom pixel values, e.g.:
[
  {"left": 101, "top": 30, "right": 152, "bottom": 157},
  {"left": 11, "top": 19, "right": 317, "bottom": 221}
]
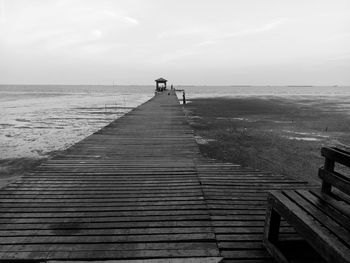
[{"left": 184, "top": 96, "right": 350, "bottom": 184}]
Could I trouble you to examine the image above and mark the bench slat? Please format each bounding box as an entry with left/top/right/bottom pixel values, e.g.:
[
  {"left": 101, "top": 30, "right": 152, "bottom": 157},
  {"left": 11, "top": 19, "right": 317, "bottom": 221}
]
[
  {"left": 311, "top": 190, "right": 350, "bottom": 220},
  {"left": 268, "top": 190, "right": 350, "bottom": 263},
  {"left": 297, "top": 190, "right": 350, "bottom": 231},
  {"left": 283, "top": 190, "right": 350, "bottom": 245}
]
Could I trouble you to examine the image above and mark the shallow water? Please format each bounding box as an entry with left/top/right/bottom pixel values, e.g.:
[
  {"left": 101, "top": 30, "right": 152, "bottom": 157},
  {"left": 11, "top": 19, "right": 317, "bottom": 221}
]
[
  {"left": 0, "top": 85, "right": 153, "bottom": 158},
  {"left": 1, "top": 85, "right": 350, "bottom": 159},
  {"left": 178, "top": 85, "right": 350, "bottom": 98}
]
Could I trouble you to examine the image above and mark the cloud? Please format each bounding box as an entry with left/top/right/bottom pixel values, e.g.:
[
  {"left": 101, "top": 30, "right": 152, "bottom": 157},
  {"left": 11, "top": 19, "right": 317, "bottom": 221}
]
[
  {"left": 154, "top": 18, "right": 288, "bottom": 64},
  {"left": 2, "top": 0, "right": 349, "bottom": 85},
  {"left": 122, "top": 16, "right": 139, "bottom": 25},
  {"left": 91, "top": 29, "right": 103, "bottom": 40},
  {"left": 158, "top": 18, "right": 287, "bottom": 41},
  {"left": 196, "top": 40, "right": 219, "bottom": 47},
  {"left": 102, "top": 10, "right": 139, "bottom": 25},
  {"left": 258, "top": 18, "right": 288, "bottom": 32},
  {"left": 161, "top": 49, "right": 194, "bottom": 62},
  {"left": 157, "top": 27, "right": 212, "bottom": 39},
  {"left": 0, "top": 3, "right": 139, "bottom": 54},
  {"left": 196, "top": 18, "right": 288, "bottom": 46}
]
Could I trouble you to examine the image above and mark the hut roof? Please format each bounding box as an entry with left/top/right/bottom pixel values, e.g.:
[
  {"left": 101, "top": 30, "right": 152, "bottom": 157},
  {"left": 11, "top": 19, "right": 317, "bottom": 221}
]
[{"left": 155, "top": 78, "right": 167, "bottom": 82}]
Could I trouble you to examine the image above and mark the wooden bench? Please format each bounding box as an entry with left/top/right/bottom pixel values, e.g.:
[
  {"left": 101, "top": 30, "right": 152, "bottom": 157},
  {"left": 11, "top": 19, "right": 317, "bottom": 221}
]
[{"left": 263, "top": 147, "right": 350, "bottom": 263}]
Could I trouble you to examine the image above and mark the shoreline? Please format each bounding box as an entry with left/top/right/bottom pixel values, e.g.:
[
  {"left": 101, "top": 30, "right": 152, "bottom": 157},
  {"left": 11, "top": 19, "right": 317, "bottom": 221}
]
[{"left": 0, "top": 157, "right": 46, "bottom": 189}]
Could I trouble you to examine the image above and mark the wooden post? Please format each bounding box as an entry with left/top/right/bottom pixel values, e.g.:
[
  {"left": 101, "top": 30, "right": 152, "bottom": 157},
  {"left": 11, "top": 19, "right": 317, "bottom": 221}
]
[
  {"left": 321, "top": 158, "right": 335, "bottom": 194},
  {"left": 183, "top": 91, "right": 186, "bottom": 104},
  {"left": 263, "top": 200, "right": 289, "bottom": 263},
  {"left": 264, "top": 204, "right": 281, "bottom": 243}
]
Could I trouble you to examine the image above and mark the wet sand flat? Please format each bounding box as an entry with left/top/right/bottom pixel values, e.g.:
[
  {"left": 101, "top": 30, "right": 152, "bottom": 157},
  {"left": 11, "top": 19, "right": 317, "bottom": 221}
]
[
  {"left": 0, "top": 85, "right": 153, "bottom": 159},
  {"left": 184, "top": 96, "right": 350, "bottom": 184}
]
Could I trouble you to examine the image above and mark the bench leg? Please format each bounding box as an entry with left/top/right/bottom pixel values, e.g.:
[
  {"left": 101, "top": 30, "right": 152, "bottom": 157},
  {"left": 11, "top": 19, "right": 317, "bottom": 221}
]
[
  {"left": 263, "top": 204, "right": 290, "bottom": 263},
  {"left": 265, "top": 205, "right": 281, "bottom": 242}
]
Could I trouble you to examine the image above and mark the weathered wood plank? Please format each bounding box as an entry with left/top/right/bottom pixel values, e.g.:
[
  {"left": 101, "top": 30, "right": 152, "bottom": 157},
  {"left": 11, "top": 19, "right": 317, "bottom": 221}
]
[
  {"left": 266, "top": 190, "right": 350, "bottom": 263},
  {"left": 0, "top": 92, "right": 220, "bottom": 261}
]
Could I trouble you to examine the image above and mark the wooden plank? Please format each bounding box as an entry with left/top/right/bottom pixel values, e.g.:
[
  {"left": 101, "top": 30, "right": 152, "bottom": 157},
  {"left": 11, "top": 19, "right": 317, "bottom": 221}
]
[
  {"left": 0, "top": 90, "right": 313, "bottom": 262},
  {"left": 47, "top": 258, "right": 224, "bottom": 263},
  {"left": 321, "top": 147, "right": 350, "bottom": 167},
  {"left": 0, "top": 92, "right": 220, "bottom": 261},
  {"left": 267, "top": 190, "right": 350, "bottom": 263},
  {"left": 0, "top": 227, "right": 214, "bottom": 236},
  {"left": 298, "top": 190, "right": 350, "bottom": 230},
  {"left": 0, "top": 215, "right": 211, "bottom": 224},
  {"left": 284, "top": 190, "right": 350, "bottom": 242}
]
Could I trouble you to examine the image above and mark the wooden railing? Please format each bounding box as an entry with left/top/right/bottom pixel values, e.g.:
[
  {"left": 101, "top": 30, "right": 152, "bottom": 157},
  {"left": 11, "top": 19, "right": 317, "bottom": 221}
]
[{"left": 319, "top": 147, "right": 350, "bottom": 195}]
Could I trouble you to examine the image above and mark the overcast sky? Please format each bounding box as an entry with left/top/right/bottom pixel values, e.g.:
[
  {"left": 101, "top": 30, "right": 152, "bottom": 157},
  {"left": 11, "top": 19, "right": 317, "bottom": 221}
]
[{"left": 0, "top": 0, "right": 349, "bottom": 85}]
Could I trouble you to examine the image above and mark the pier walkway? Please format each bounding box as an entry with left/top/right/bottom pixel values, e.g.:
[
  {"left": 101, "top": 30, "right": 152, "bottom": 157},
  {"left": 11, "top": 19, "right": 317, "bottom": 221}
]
[{"left": 0, "top": 92, "right": 308, "bottom": 262}]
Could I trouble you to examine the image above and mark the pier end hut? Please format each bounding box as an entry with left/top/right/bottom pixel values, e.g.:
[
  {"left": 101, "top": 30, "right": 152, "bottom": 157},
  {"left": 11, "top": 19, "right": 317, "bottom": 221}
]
[{"left": 155, "top": 78, "right": 167, "bottom": 92}]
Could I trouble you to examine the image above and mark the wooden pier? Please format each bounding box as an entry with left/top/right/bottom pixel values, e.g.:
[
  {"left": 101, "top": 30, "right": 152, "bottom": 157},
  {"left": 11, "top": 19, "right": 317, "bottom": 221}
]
[{"left": 0, "top": 91, "right": 308, "bottom": 262}]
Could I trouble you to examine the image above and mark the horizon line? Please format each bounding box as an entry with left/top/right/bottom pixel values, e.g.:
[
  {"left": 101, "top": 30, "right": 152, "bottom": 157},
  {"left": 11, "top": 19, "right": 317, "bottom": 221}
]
[{"left": 0, "top": 84, "right": 348, "bottom": 87}]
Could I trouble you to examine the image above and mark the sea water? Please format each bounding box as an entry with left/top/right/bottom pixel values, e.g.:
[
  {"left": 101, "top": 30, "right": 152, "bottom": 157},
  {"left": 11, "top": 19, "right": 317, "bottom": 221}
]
[
  {"left": 0, "top": 85, "right": 153, "bottom": 158},
  {"left": 1, "top": 85, "right": 350, "bottom": 159},
  {"left": 181, "top": 85, "right": 350, "bottom": 98}
]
